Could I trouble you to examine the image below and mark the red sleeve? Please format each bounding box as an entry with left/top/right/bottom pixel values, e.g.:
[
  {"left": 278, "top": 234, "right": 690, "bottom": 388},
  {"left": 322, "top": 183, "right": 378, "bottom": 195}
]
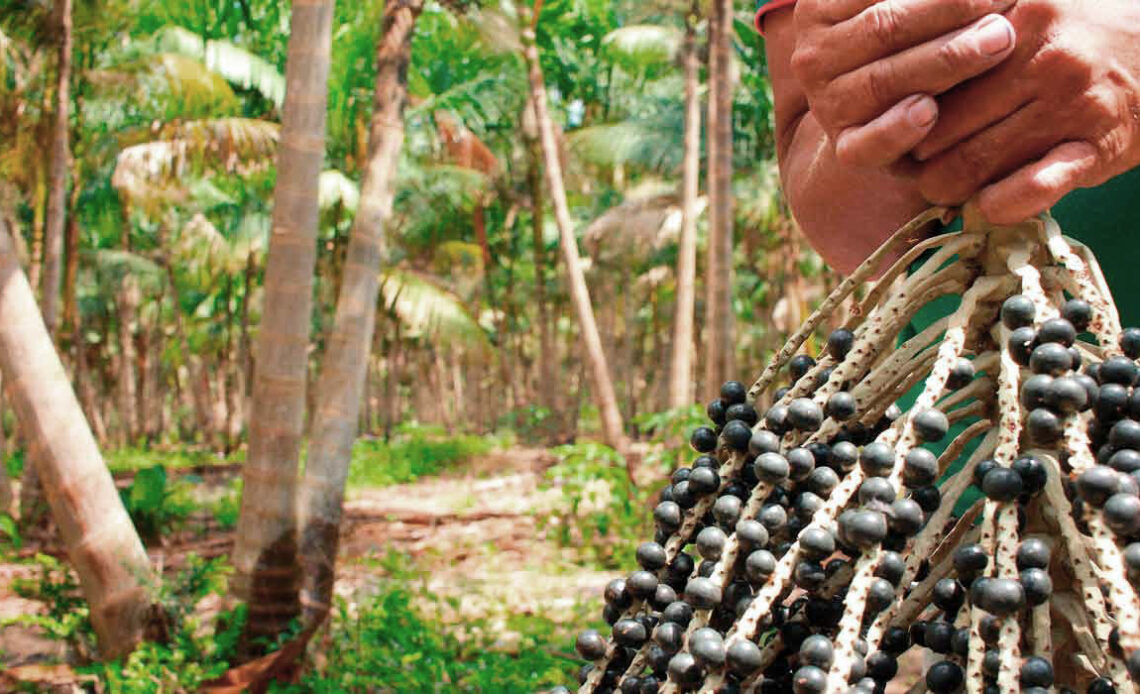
[{"left": 755, "top": 0, "right": 798, "bottom": 35}]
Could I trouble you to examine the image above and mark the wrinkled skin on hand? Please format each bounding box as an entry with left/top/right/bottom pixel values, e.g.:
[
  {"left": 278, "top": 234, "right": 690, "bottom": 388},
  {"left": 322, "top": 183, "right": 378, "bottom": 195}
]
[
  {"left": 912, "top": 0, "right": 1140, "bottom": 224},
  {"left": 790, "top": 0, "right": 1019, "bottom": 168}
]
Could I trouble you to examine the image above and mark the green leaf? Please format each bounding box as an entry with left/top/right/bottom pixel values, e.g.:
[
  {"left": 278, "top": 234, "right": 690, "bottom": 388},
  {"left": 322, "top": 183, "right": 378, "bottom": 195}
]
[
  {"left": 148, "top": 26, "right": 286, "bottom": 108},
  {"left": 129, "top": 466, "right": 169, "bottom": 514},
  {"left": 601, "top": 25, "right": 682, "bottom": 70}
]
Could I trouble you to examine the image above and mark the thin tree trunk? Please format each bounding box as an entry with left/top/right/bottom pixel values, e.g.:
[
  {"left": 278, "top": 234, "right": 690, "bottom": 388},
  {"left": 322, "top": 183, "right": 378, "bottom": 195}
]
[
  {"left": 702, "top": 0, "right": 735, "bottom": 399},
  {"left": 29, "top": 171, "right": 45, "bottom": 295},
  {"left": 0, "top": 376, "right": 10, "bottom": 515},
  {"left": 668, "top": 0, "right": 701, "bottom": 409},
  {"left": 232, "top": 0, "right": 335, "bottom": 649},
  {"left": 520, "top": 9, "right": 630, "bottom": 461},
  {"left": 61, "top": 162, "right": 81, "bottom": 339},
  {"left": 524, "top": 116, "right": 560, "bottom": 421},
  {"left": 41, "top": 0, "right": 71, "bottom": 334},
  {"left": 116, "top": 275, "right": 139, "bottom": 445},
  {"left": 0, "top": 216, "right": 152, "bottom": 659},
  {"left": 298, "top": 0, "right": 421, "bottom": 628}
]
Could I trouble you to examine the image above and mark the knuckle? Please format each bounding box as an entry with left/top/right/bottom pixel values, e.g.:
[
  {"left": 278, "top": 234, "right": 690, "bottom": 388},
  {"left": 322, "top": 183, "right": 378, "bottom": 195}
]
[
  {"left": 863, "top": 62, "right": 897, "bottom": 111},
  {"left": 1036, "top": 40, "right": 1094, "bottom": 92},
  {"left": 1081, "top": 88, "right": 1121, "bottom": 125},
  {"left": 934, "top": 37, "right": 970, "bottom": 72},
  {"left": 790, "top": 44, "right": 823, "bottom": 83},
  {"left": 866, "top": 3, "right": 901, "bottom": 47}
]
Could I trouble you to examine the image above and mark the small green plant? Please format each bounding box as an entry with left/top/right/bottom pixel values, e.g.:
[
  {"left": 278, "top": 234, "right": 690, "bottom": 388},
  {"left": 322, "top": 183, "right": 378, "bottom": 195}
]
[
  {"left": 210, "top": 478, "right": 243, "bottom": 530},
  {"left": 118, "top": 466, "right": 197, "bottom": 545},
  {"left": 86, "top": 555, "right": 244, "bottom": 693},
  {"left": 7, "top": 553, "right": 94, "bottom": 651},
  {"left": 538, "top": 442, "right": 650, "bottom": 569}
]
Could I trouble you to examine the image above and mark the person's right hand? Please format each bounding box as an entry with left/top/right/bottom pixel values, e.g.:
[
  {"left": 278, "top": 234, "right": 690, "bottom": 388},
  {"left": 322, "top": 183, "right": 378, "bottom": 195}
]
[{"left": 790, "top": 0, "right": 1020, "bottom": 169}]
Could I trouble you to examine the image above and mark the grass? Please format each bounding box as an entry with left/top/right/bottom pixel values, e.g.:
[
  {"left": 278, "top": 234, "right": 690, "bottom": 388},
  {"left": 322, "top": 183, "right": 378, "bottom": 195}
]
[
  {"left": 104, "top": 447, "right": 245, "bottom": 474},
  {"left": 344, "top": 427, "right": 500, "bottom": 489},
  {"left": 289, "top": 555, "right": 585, "bottom": 693}
]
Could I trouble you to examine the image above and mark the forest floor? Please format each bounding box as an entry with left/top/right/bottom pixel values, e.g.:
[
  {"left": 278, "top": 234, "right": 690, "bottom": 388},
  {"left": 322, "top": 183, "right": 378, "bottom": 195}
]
[
  {"left": 0, "top": 445, "right": 612, "bottom": 676},
  {"left": 0, "top": 444, "right": 922, "bottom": 691}
]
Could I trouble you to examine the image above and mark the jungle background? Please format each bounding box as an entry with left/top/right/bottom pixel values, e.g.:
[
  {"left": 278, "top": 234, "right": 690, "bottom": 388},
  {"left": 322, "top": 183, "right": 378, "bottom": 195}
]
[{"left": 0, "top": 0, "right": 844, "bottom": 689}]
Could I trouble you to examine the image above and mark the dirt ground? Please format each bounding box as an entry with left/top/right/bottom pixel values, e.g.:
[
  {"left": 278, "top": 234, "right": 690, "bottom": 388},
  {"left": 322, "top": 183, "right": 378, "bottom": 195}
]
[
  {"left": 0, "top": 447, "right": 613, "bottom": 672},
  {"left": 0, "top": 447, "right": 924, "bottom": 691}
]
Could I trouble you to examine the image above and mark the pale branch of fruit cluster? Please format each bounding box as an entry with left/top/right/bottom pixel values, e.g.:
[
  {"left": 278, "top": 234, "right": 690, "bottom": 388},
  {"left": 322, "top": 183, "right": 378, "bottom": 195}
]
[{"left": 575, "top": 208, "right": 1140, "bottom": 694}]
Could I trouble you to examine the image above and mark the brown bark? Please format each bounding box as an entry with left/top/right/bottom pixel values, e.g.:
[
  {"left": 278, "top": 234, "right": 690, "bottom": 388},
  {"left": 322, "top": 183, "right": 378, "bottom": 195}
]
[
  {"left": 41, "top": 0, "right": 71, "bottom": 334},
  {"left": 232, "top": 0, "right": 335, "bottom": 648},
  {"left": 61, "top": 163, "right": 81, "bottom": 338},
  {"left": 702, "top": 0, "right": 736, "bottom": 399},
  {"left": 0, "top": 216, "right": 152, "bottom": 659},
  {"left": 115, "top": 275, "right": 139, "bottom": 444},
  {"left": 524, "top": 114, "right": 561, "bottom": 426},
  {"left": 521, "top": 10, "right": 629, "bottom": 460},
  {"left": 668, "top": 0, "right": 702, "bottom": 409},
  {"left": 29, "top": 171, "right": 45, "bottom": 294},
  {"left": 298, "top": 0, "right": 421, "bottom": 628}
]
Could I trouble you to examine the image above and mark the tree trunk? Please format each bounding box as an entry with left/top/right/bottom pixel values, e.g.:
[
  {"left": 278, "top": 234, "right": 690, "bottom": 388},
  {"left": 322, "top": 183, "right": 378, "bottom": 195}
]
[
  {"left": 668, "top": 0, "right": 701, "bottom": 409},
  {"left": 520, "top": 10, "right": 630, "bottom": 460},
  {"left": 61, "top": 163, "right": 81, "bottom": 339},
  {"left": 702, "top": 0, "right": 735, "bottom": 399},
  {"left": 115, "top": 275, "right": 139, "bottom": 445},
  {"left": 0, "top": 216, "right": 152, "bottom": 659},
  {"left": 524, "top": 111, "right": 560, "bottom": 421},
  {"left": 0, "top": 377, "right": 10, "bottom": 516},
  {"left": 298, "top": 0, "right": 421, "bottom": 628},
  {"left": 232, "top": 0, "right": 335, "bottom": 649},
  {"left": 41, "top": 0, "right": 71, "bottom": 335},
  {"left": 29, "top": 172, "right": 46, "bottom": 295}
]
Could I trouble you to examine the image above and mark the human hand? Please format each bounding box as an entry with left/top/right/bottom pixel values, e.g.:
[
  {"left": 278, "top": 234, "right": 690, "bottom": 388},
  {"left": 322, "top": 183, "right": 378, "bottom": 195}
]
[
  {"left": 910, "top": 0, "right": 1140, "bottom": 224},
  {"left": 790, "top": 0, "right": 1019, "bottom": 168}
]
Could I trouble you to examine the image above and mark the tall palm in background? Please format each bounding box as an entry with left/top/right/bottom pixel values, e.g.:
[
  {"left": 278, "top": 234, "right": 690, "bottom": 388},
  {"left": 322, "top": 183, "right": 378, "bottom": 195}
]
[
  {"left": 231, "top": 0, "right": 336, "bottom": 648},
  {"left": 668, "top": 0, "right": 702, "bottom": 409},
  {"left": 703, "top": 0, "right": 735, "bottom": 399},
  {"left": 298, "top": 0, "right": 423, "bottom": 628},
  {"left": 40, "top": 0, "right": 70, "bottom": 334},
  {"left": 521, "top": 2, "right": 629, "bottom": 461}
]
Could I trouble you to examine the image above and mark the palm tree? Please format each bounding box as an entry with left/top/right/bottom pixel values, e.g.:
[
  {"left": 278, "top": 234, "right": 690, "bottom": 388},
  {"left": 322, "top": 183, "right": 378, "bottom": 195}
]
[
  {"left": 298, "top": 0, "right": 423, "bottom": 628},
  {"left": 0, "top": 215, "right": 152, "bottom": 659},
  {"left": 40, "top": 0, "right": 70, "bottom": 334},
  {"left": 231, "top": 0, "right": 336, "bottom": 648},
  {"left": 668, "top": 0, "right": 702, "bottom": 409},
  {"left": 520, "top": 4, "right": 630, "bottom": 461},
  {"left": 703, "top": 0, "right": 735, "bottom": 399}
]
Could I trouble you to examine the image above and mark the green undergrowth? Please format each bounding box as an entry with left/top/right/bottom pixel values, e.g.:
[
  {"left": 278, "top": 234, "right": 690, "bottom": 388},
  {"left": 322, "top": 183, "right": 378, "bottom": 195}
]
[
  {"left": 289, "top": 554, "right": 584, "bottom": 693},
  {"left": 4, "top": 551, "right": 583, "bottom": 693},
  {"left": 344, "top": 425, "right": 502, "bottom": 489},
  {"left": 105, "top": 447, "right": 246, "bottom": 474},
  {"left": 537, "top": 407, "right": 698, "bottom": 570}
]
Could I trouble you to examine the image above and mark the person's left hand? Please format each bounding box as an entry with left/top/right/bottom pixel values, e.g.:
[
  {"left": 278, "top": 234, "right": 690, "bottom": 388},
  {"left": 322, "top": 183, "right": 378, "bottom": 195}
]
[{"left": 908, "top": 0, "right": 1140, "bottom": 224}]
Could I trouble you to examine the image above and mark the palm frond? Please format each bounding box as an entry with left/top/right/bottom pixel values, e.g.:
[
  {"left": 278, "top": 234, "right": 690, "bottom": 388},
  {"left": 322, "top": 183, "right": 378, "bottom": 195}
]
[
  {"left": 380, "top": 269, "right": 490, "bottom": 352},
  {"left": 601, "top": 25, "right": 682, "bottom": 70},
  {"left": 319, "top": 169, "right": 360, "bottom": 213},
  {"left": 86, "top": 249, "right": 164, "bottom": 293},
  {"left": 567, "top": 119, "right": 682, "bottom": 173},
  {"left": 112, "top": 118, "right": 279, "bottom": 210},
  {"left": 148, "top": 26, "right": 285, "bottom": 109}
]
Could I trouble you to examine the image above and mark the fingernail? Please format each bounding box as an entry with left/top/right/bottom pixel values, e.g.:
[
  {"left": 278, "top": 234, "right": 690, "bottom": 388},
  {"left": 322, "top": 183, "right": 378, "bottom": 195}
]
[
  {"left": 907, "top": 96, "right": 937, "bottom": 128},
  {"left": 975, "top": 16, "right": 1014, "bottom": 56}
]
